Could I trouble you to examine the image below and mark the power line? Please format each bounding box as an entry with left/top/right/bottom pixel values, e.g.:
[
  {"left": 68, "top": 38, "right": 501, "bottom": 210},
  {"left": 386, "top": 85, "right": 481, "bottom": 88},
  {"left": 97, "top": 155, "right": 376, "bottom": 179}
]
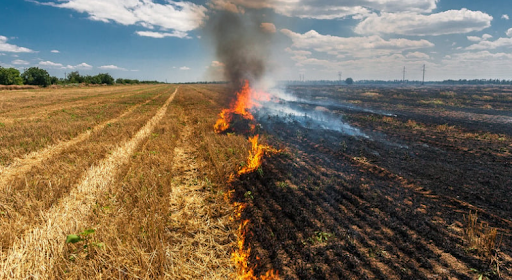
[{"left": 402, "top": 66, "right": 406, "bottom": 84}]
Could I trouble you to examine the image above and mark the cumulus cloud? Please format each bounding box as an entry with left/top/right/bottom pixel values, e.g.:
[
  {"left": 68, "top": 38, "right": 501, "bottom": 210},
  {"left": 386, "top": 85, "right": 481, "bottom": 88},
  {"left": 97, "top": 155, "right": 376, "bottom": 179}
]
[
  {"left": 51, "top": 50, "right": 60, "bottom": 53},
  {"left": 355, "top": 9, "right": 493, "bottom": 36},
  {"left": 135, "top": 30, "right": 189, "bottom": 39},
  {"left": 209, "top": 0, "right": 438, "bottom": 19},
  {"left": 0, "top": 35, "right": 35, "bottom": 53},
  {"left": 39, "top": 61, "right": 64, "bottom": 67},
  {"left": 211, "top": 61, "right": 225, "bottom": 67},
  {"left": 12, "top": 59, "right": 30, "bottom": 65},
  {"left": 466, "top": 37, "right": 512, "bottom": 50},
  {"left": 180, "top": 66, "right": 190, "bottom": 70},
  {"left": 281, "top": 29, "right": 434, "bottom": 59},
  {"left": 502, "top": 14, "right": 509, "bottom": 20},
  {"left": 260, "top": 23, "right": 277, "bottom": 33},
  {"left": 39, "top": 60, "right": 92, "bottom": 70},
  {"left": 467, "top": 34, "right": 493, "bottom": 42},
  {"left": 99, "top": 65, "right": 127, "bottom": 71},
  {"left": 406, "top": 51, "right": 430, "bottom": 60},
  {"left": 507, "top": 28, "right": 512, "bottom": 37},
  {"left": 35, "top": 0, "right": 207, "bottom": 37}
]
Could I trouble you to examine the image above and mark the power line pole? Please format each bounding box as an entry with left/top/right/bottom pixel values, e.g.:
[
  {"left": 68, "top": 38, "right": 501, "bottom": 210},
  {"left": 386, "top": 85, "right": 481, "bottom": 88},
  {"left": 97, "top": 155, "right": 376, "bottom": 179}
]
[
  {"left": 402, "top": 66, "right": 406, "bottom": 84},
  {"left": 338, "top": 71, "right": 342, "bottom": 84},
  {"left": 422, "top": 64, "right": 426, "bottom": 85}
]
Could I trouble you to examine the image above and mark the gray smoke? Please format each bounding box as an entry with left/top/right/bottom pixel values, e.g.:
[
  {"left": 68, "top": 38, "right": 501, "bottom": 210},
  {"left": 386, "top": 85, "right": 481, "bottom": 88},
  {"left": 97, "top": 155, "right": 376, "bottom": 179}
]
[{"left": 205, "top": 9, "right": 273, "bottom": 92}]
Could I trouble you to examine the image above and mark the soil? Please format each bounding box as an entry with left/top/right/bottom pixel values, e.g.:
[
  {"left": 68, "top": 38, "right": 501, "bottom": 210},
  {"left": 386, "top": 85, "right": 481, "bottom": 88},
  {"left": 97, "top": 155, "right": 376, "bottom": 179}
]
[{"left": 230, "top": 85, "right": 512, "bottom": 280}]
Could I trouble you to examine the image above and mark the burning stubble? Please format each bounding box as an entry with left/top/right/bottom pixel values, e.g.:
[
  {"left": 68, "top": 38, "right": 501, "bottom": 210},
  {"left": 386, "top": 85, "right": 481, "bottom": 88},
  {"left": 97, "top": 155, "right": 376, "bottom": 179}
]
[{"left": 205, "top": 9, "right": 274, "bottom": 92}]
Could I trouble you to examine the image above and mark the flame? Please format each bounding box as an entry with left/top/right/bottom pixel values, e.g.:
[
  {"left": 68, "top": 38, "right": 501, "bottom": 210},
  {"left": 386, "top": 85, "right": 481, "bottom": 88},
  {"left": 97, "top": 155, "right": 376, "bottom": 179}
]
[
  {"left": 215, "top": 80, "right": 279, "bottom": 280},
  {"left": 214, "top": 80, "right": 270, "bottom": 134}
]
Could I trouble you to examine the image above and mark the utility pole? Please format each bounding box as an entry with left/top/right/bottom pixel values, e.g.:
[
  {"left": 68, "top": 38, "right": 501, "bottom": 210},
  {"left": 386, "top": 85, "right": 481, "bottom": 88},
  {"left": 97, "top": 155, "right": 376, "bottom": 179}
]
[
  {"left": 338, "top": 71, "right": 342, "bottom": 84},
  {"left": 422, "top": 64, "right": 426, "bottom": 85},
  {"left": 402, "top": 66, "right": 406, "bottom": 84}
]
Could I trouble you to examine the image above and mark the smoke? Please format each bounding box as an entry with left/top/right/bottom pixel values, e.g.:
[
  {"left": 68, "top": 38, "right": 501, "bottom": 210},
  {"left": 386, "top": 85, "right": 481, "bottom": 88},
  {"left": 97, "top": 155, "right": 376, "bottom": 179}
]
[{"left": 204, "top": 7, "right": 274, "bottom": 91}]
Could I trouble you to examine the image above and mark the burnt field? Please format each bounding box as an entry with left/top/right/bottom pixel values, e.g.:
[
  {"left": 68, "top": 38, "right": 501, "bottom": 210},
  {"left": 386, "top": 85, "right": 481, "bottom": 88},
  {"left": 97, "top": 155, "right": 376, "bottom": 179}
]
[{"left": 229, "top": 85, "right": 512, "bottom": 279}]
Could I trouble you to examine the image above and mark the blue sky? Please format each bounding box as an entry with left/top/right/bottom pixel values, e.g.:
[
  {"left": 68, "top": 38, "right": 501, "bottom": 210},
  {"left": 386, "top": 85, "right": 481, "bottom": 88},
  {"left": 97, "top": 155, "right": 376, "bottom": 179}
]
[{"left": 1, "top": 0, "right": 512, "bottom": 82}]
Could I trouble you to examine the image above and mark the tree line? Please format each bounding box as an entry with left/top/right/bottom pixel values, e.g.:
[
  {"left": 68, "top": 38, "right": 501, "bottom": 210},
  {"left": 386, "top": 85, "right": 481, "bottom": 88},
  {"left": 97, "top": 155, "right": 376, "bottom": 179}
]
[{"left": 0, "top": 67, "right": 164, "bottom": 87}]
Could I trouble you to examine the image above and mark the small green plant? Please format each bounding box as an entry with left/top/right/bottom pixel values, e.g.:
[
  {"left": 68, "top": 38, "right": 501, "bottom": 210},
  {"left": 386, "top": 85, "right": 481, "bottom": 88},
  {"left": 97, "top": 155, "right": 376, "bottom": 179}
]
[
  {"left": 307, "top": 231, "right": 333, "bottom": 244},
  {"left": 257, "top": 167, "right": 264, "bottom": 177},
  {"left": 244, "top": 191, "right": 253, "bottom": 200},
  {"left": 66, "top": 229, "right": 104, "bottom": 261},
  {"left": 276, "top": 181, "right": 287, "bottom": 188}
]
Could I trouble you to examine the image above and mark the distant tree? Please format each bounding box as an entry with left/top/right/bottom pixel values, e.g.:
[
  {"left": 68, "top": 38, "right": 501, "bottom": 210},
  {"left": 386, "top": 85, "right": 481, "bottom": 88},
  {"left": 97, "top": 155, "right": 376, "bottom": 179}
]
[
  {"left": 50, "top": 76, "right": 59, "bottom": 85},
  {"left": 67, "top": 71, "right": 84, "bottom": 84},
  {"left": 0, "top": 67, "right": 23, "bottom": 85},
  {"left": 345, "top": 77, "right": 354, "bottom": 85},
  {"left": 115, "top": 78, "right": 124, "bottom": 84},
  {"left": 21, "top": 67, "right": 51, "bottom": 87},
  {"left": 95, "top": 73, "right": 114, "bottom": 85}
]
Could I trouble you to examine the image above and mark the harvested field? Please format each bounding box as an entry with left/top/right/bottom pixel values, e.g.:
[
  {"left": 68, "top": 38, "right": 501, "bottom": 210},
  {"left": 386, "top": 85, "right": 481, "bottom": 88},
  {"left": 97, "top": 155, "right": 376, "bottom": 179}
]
[{"left": 0, "top": 84, "right": 510, "bottom": 279}]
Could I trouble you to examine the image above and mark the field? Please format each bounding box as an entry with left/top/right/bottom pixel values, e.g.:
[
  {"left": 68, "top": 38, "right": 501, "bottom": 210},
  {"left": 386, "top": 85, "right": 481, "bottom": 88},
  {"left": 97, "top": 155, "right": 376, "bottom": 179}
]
[{"left": 0, "top": 84, "right": 511, "bottom": 279}]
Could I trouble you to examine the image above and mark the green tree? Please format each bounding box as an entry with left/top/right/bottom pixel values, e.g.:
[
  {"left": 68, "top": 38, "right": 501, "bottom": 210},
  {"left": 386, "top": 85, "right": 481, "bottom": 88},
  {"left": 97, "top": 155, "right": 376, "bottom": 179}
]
[
  {"left": 96, "top": 73, "right": 114, "bottom": 85},
  {"left": 345, "top": 77, "right": 354, "bottom": 85},
  {"left": 0, "top": 67, "right": 23, "bottom": 85},
  {"left": 67, "top": 71, "right": 84, "bottom": 84},
  {"left": 50, "top": 76, "right": 59, "bottom": 85},
  {"left": 115, "top": 78, "right": 124, "bottom": 84},
  {"left": 21, "top": 67, "right": 51, "bottom": 87}
]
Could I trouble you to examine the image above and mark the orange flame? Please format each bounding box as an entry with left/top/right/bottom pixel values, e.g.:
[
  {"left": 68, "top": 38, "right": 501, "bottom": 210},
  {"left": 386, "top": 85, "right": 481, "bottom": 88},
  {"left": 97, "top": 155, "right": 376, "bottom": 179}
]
[
  {"left": 215, "top": 80, "right": 279, "bottom": 280},
  {"left": 214, "top": 80, "right": 270, "bottom": 134}
]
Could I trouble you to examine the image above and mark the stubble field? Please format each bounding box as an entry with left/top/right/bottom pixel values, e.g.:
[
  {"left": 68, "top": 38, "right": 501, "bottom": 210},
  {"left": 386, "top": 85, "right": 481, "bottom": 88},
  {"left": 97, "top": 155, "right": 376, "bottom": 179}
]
[{"left": 0, "top": 84, "right": 510, "bottom": 279}]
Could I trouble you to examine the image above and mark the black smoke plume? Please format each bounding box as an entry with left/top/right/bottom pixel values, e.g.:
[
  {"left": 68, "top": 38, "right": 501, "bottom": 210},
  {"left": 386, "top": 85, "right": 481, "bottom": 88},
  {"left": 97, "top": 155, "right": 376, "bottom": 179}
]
[{"left": 205, "top": 9, "right": 274, "bottom": 92}]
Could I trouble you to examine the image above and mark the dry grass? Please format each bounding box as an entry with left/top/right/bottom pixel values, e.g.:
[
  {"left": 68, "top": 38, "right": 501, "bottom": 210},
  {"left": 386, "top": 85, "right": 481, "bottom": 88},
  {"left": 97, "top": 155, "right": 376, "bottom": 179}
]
[
  {"left": 0, "top": 87, "right": 178, "bottom": 278},
  {"left": 463, "top": 211, "right": 502, "bottom": 257},
  {"left": 0, "top": 84, "right": 243, "bottom": 279},
  {"left": 0, "top": 85, "right": 166, "bottom": 165}
]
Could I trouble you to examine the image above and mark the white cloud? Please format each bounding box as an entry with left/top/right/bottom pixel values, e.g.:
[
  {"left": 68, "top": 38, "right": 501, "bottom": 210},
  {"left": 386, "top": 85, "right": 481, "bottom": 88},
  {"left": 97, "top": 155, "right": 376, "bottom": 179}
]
[
  {"left": 135, "top": 30, "right": 189, "bottom": 39},
  {"left": 180, "top": 66, "right": 190, "bottom": 70},
  {"left": 211, "top": 61, "right": 225, "bottom": 67},
  {"left": 406, "top": 51, "right": 430, "bottom": 60},
  {"left": 99, "top": 65, "right": 127, "bottom": 71},
  {"left": 0, "top": 36, "right": 35, "bottom": 53},
  {"left": 466, "top": 37, "right": 512, "bottom": 50},
  {"left": 39, "top": 60, "right": 64, "bottom": 67},
  {"left": 482, "top": 34, "right": 493, "bottom": 40},
  {"left": 260, "top": 22, "right": 276, "bottom": 33},
  {"left": 39, "top": 61, "right": 92, "bottom": 70},
  {"left": 51, "top": 50, "right": 60, "bottom": 53},
  {"left": 37, "top": 0, "right": 207, "bottom": 37},
  {"left": 507, "top": 28, "right": 512, "bottom": 37},
  {"left": 281, "top": 29, "right": 434, "bottom": 59},
  {"left": 355, "top": 9, "right": 493, "bottom": 36},
  {"left": 502, "top": 14, "right": 509, "bottom": 20},
  {"left": 12, "top": 59, "right": 30, "bottom": 65},
  {"left": 73, "top": 63, "right": 93, "bottom": 70},
  {"left": 467, "top": 34, "right": 493, "bottom": 42},
  {"left": 467, "top": 36, "right": 481, "bottom": 42},
  {"left": 209, "top": 0, "right": 438, "bottom": 19}
]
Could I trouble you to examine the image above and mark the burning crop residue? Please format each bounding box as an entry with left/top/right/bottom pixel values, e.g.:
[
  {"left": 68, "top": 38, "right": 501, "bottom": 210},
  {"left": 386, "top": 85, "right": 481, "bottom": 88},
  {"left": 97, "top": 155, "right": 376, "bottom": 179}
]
[
  {"left": 215, "top": 81, "right": 279, "bottom": 279},
  {"left": 214, "top": 81, "right": 270, "bottom": 134}
]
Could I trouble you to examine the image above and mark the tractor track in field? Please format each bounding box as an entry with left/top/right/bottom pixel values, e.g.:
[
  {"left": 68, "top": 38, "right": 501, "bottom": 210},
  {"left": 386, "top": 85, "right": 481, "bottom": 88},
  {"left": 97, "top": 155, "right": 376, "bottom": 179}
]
[
  {"left": 0, "top": 88, "right": 171, "bottom": 190},
  {"left": 0, "top": 87, "right": 178, "bottom": 279}
]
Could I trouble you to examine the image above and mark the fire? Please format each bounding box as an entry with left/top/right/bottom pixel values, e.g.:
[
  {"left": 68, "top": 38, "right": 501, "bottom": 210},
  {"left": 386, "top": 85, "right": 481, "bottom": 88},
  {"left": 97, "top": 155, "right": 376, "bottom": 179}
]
[
  {"left": 214, "top": 80, "right": 270, "bottom": 134},
  {"left": 215, "top": 80, "right": 279, "bottom": 280}
]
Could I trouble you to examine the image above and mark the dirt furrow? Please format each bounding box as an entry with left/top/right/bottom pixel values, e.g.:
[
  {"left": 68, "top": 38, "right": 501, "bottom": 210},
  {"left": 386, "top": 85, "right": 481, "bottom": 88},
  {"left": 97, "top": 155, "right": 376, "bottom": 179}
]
[{"left": 0, "top": 88, "right": 178, "bottom": 279}]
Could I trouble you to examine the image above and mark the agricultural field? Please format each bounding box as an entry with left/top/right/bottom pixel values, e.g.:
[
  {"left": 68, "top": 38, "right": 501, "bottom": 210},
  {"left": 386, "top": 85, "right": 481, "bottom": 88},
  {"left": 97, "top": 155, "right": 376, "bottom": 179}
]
[{"left": 0, "top": 84, "right": 510, "bottom": 279}]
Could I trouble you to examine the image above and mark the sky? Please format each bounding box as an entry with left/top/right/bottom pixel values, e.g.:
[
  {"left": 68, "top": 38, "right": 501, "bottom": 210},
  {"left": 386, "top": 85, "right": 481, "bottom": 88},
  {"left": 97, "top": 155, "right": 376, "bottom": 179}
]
[{"left": 1, "top": 0, "right": 512, "bottom": 82}]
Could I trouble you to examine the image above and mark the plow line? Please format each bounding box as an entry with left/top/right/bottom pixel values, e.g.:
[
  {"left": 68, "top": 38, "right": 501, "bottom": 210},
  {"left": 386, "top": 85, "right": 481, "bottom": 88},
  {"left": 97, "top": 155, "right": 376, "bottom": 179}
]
[{"left": 0, "top": 87, "right": 178, "bottom": 279}]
